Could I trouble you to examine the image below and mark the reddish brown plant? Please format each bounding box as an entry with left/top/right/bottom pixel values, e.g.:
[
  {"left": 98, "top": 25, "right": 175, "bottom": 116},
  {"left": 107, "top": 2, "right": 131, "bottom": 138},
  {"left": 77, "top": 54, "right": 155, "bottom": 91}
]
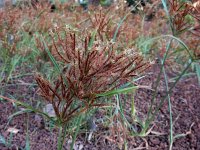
[{"left": 35, "top": 29, "right": 150, "bottom": 123}]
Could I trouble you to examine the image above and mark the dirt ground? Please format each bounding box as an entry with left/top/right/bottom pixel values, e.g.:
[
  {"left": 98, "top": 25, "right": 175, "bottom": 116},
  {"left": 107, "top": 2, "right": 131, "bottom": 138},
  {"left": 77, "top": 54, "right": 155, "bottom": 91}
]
[{"left": 0, "top": 64, "right": 200, "bottom": 150}]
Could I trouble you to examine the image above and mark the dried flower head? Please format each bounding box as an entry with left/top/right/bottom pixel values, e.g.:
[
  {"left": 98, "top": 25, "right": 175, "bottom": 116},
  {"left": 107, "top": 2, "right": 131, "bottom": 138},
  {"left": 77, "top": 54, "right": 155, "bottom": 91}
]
[
  {"left": 169, "top": 0, "right": 193, "bottom": 35},
  {"left": 35, "top": 29, "right": 150, "bottom": 123}
]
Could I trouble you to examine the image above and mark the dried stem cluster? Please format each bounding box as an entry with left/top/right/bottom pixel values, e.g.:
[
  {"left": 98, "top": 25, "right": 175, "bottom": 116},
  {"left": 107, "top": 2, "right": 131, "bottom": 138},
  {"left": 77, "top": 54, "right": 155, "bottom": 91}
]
[
  {"left": 0, "top": 7, "right": 22, "bottom": 54},
  {"left": 35, "top": 29, "right": 150, "bottom": 123},
  {"left": 168, "top": 0, "right": 200, "bottom": 59},
  {"left": 169, "top": 0, "right": 200, "bottom": 36}
]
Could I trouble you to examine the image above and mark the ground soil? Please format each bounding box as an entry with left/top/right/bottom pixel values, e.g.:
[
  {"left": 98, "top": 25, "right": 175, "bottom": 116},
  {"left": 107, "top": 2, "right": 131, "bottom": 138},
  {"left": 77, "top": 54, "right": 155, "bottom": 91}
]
[{"left": 0, "top": 64, "right": 200, "bottom": 150}]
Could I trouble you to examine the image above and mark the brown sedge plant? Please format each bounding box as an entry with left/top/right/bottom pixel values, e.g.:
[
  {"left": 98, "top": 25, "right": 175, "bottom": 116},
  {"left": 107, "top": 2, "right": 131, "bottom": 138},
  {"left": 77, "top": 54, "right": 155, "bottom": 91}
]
[
  {"left": 168, "top": 0, "right": 200, "bottom": 60},
  {"left": 34, "top": 24, "right": 150, "bottom": 148},
  {"left": 0, "top": 6, "right": 23, "bottom": 55},
  {"left": 35, "top": 26, "right": 150, "bottom": 124}
]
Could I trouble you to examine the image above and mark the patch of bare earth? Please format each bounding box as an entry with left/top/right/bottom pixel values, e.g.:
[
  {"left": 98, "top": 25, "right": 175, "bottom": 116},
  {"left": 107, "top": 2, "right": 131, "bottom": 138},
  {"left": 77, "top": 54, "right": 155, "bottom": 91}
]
[{"left": 0, "top": 66, "right": 200, "bottom": 149}]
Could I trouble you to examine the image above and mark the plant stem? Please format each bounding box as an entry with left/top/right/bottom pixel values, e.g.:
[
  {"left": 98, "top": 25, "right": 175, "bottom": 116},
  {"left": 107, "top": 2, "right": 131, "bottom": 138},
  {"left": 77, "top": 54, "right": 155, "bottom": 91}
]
[
  {"left": 70, "top": 114, "right": 83, "bottom": 150},
  {"left": 57, "top": 126, "right": 63, "bottom": 150},
  {"left": 112, "top": 1, "right": 141, "bottom": 42},
  {"left": 145, "top": 39, "right": 172, "bottom": 131},
  {"left": 148, "top": 60, "right": 193, "bottom": 127},
  {"left": 162, "top": 64, "right": 173, "bottom": 150},
  {"left": 58, "top": 122, "right": 69, "bottom": 150}
]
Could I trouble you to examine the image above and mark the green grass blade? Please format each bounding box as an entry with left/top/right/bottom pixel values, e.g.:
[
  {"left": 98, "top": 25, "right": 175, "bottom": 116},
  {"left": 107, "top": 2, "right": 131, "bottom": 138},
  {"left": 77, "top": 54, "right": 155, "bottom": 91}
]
[
  {"left": 161, "top": 0, "right": 174, "bottom": 34},
  {"left": 7, "top": 132, "right": 13, "bottom": 148},
  {"left": 5, "top": 55, "right": 21, "bottom": 82},
  {"left": 25, "top": 115, "right": 30, "bottom": 150},
  {"left": 112, "top": 1, "right": 141, "bottom": 42},
  {"left": 195, "top": 63, "right": 200, "bottom": 84},
  {"left": 88, "top": 29, "right": 97, "bottom": 50},
  {"left": 37, "top": 34, "right": 69, "bottom": 86},
  {"left": 7, "top": 109, "right": 32, "bottom": 128},
  {"left": 143, "top": 35, "right": 194, "bottom": 59},
  {"left": 0, "top": 134, "right": 6, "bottom": 145},
  {"left": 162, "top": 65, "right": 173, "bottom": 149},
  {"left": 57, "top": 126, "right": 64, "bottom": 150},
  {"left": 39, "top": 36, "right": 61, "bottom": 74},
  {"left": 70, "top": 115, "right": 83, "bottom": 150},
  {"left": 0, "top": 95, "right": 54, "bottom": 122},
  {"left": 96, "top": 86, "right": 139, "bottom": 97},
  {"left": 148, "top": 60, "right": 193, "bottom": 127},
  {"left": 25, "top": 135, "right": 30, "bottom": 150}
]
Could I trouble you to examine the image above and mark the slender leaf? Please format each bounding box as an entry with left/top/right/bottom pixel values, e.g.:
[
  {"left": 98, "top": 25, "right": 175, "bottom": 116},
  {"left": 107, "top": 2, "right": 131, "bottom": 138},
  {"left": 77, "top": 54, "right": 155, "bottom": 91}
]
[
  {"left": 97, "top": 86, "right": 139, "bottom": 97},
  {"left": 0, "top": 134, "right": 6, "bottom": 145}
]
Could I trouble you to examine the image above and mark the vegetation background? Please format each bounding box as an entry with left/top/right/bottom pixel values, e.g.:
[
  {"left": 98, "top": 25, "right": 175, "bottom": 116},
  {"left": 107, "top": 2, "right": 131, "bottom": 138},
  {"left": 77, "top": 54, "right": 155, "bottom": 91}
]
[{"left": 0, "top": 0, "right": 199, "bottom": 149}]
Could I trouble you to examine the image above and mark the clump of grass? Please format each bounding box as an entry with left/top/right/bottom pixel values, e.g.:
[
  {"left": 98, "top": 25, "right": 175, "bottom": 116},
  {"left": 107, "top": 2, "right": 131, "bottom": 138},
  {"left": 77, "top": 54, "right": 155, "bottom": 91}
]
[
  {"left": 36, "top": 29, "right": 150, "bottom": 122},
  {"left": 0, "top": 1, "right": 199, "bottom": 149},
  {"left": 34, "top": 26, "right": 149, "bottom": 148}
]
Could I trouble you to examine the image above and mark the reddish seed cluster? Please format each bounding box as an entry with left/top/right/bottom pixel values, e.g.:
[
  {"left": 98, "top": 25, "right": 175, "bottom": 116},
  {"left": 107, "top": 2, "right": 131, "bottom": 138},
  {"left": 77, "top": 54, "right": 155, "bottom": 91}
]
[{"left": 35, "top": 29, "right": 150, "bottom": 123}]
